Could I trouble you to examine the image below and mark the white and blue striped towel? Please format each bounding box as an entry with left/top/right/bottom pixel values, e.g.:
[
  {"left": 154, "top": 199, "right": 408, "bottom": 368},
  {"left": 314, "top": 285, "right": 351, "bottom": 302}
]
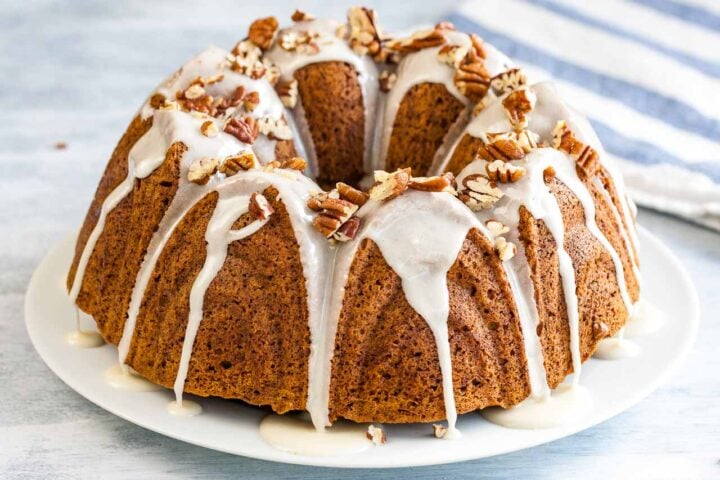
[{"left": 450, "top": 0, "right": 720, "bottom": 231}]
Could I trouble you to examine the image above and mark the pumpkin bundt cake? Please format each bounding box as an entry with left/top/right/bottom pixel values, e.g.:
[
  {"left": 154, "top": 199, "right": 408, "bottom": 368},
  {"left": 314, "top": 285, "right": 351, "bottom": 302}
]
[{"left": 67, "top": 7, "right": 641, "bottom": 436}]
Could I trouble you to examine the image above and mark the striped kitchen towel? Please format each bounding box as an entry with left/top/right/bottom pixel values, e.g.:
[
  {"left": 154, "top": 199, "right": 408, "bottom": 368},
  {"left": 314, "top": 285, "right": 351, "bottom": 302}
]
[{"left": 449, "top": 0, "right": 720, "bottom": 231}]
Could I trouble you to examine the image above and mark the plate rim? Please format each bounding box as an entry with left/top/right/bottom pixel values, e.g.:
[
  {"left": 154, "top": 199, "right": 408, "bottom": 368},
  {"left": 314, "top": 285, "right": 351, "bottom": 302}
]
[{"left": 24, "top": 226, "right": 700, "bottom": 469}]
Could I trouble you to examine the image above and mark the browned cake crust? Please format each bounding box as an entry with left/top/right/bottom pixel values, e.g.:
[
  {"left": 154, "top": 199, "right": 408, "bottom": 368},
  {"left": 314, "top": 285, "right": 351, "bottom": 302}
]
[
  {"left": 519, "top": 176, "right": 639, "bottom": 387},
  {"left": 384, "top": 83, "right": 466, "bottom": 176},
  {"left": 329, "top": 229, "right": 530, "bottom": 424},
  {"left": 123, "top": 187, "right": 312, "bottom": 414},
  {"left": 294, "top": 61, "right": 365, "bottom": 187},
  {"left": 445, "top": 133, "right": 484, "bottom": 176},
  {"left": 68, "top": 116, "right": 185, "bottom": 345}
]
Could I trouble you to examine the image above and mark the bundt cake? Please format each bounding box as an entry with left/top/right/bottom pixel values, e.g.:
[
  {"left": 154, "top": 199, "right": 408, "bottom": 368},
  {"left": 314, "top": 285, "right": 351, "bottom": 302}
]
[{"left": 67, "top": 7, "right": 641, "bottom": 437}]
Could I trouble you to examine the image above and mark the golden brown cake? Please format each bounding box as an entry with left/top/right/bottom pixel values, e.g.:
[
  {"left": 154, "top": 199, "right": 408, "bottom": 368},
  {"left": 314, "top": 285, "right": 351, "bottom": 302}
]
[{"left": 67, "top": 7, "right": 641, "bottom": 436}]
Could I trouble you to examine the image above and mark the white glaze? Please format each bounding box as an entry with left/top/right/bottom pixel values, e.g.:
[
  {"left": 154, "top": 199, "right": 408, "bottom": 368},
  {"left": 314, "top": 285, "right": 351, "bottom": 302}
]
[
  {"left": 259, "top": 414, "right": 371, "bottom": 456},
  {"left": 104, "top": 364, "right": 162, "bottom": 392},
  {"left": 65, "top": 330, "right": 104, "bottom": 348},
  {"left": 625, "top": 298, "right": 664, "bottom": 337},
  {"left": 458, "top": 149, "right": 584, "bottom": 385},
  {"left": 173, "top": 188, "right": 270, "bottom": 405},
  {"left": 481, "top": 384, "right": 592, "bottom": 429},
  {"left": 67, "top": 309, "right": 105, "bottom": 348},
  {"left": 315, "top": 191, "right": 493, "bottom": 436},
  {"left": 167, "top": 399, "right": 203, "bottom": 417},
  {"left": 593, "top": 337, "right": 641, "bottom": 360}
]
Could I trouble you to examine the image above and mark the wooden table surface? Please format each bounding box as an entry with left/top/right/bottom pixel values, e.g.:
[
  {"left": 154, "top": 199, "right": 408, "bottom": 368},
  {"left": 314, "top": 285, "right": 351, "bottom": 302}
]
[{"left": 2, "top": 1, "right": 718, "bottom": 478}]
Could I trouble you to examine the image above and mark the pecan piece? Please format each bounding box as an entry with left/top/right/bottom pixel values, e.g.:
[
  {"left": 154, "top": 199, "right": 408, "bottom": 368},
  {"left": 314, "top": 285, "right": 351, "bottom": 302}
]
[
  {"left": 495, "top": 236, "right": 517, "bottom": 261},
  {"left": 348, "top": 7, "right": 384, "bottom": 59},
  {"left": 378, "top": 71, "right": 397, "bottom": 93},
  {"left": 224, "top": 117, "right": 259, "bottom": 144},
  {"left": 476, "top": 137, "right": 525, "bottom": 162},
  {"left": 219, "top": 152, "right": 256, "bottom": 176},
  {"left": 502, "top": 88, "right": 536, "bottom": 130},
  {"left": 485, "top": 160, "right": 526, "bottom": 183},
  {"left": 490, "top": 68, "right": 527, "bottom": 95},
  {"left": 248, "top": 16, "right": 279, "bottom": 50},
  {"left": 187, "top": 157, "right": 219, "bottom": 185},
  {"left": 366, "top": 425, "right": 387, "bottom": 445},
  {"left": 485, "top": 219, "right": 510, "bottom": 238},
  {"left": 433, "top": 424, "right": 448, "bottom": 439},
  {"left": 333, "top": 215, "right": 361, "bottom": 242},
  {"left": 291, "top": 9, "right": 314, "bottom": 22},
  {"left": 242, "top": 91, "right": 260, "bottom": 113},
  {"left": 458, "top": 173, "right": 503, "bottom": 210},
  {"left": 552, "top": 121, "right": 600, "bottom": 175},
  {"left": 438, "top": 44, "right": 469, "bottom": 68},
  {"left": 387, "top": 28, "right": 446, "bottom": 54},
  {"left": 200, "top": 120, "right": 219, "bottom": 138},
  {"left": 337, "top": 182, "right": 369, "bottom": 206},
  {"left": 454, "top": 50, "right": 490, "bottom": 104},
  {"left": 276, "top": 79, "right": 298, "bottom": 108},
  {"left": 409, "top": 172, "right": 456, "bottom": 193},
  {"left": 280, "top": 156, "right": 307, "bottom": 171},
  {"left": 369, "top": 168, "right": 411, "bottom": 201},
  {"left": 249, "top": 192, "right": 274, "bottom": 220}
]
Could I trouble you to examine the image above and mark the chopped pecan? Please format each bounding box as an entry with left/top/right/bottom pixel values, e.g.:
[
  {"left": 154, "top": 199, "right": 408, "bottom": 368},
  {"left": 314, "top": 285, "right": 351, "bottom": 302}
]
[
  {"left": 278, "top": 29, "right": 320, "bottom": 54},
  {"left": 408, "top": 172, "right": 456, "bottom": 193},
  {"left": 387, "top": 28, "right": 446, "bottom": 54},
  {"left": 435, "top": 21, "right": 456, "bottom": 31},
  {"left": 248, "top": 16, "right": 279, "bottom": 50},
  {"left": 454, "top": 50, "right": 490, "bottom": 104},
  {"left": 438, "top": 44, "right": 469, "bottom": 68},
  {"left": 337, "top": 182, "right": 369, "bottom": 206},
  {"left": 333, "top": 215, "right": 361, "bottom": 242},
  {"left": 515, "top": 129, "right": 540, "bottom": 153},
  {"left": 280, "top": 156, "right": 307, "bottom": 171},
  {"left": 348, "top": 7, "right": 383, "bottom": 59},
  {"left": 485, "top": 219, "right": 510, "bottom": 238},
  {"left": 469, "top": 33, "right": 486, "bottom": 59},
  {"left": 183, "top": 83, "right": 205, "bottom": 100},
  {"left": 552, "top": 121, "right": 600, "bottom": 175},
  {"left": 149, "top": 93, "right": 166, "bottom": 109},
  {"left": 369, "top": 168, "right": 411, "bottom": 201},
  {"left": 366, "top": 425, "right": 387, "bottom": 446},
  {"left": 476, "top": 137, "right": 525, "bottom": 162},
  {"left": 243, "top": 91, "right": 260, "bottom": 112},
  {"left": 224, "top": 117, "right": 260, "bottom": 144},
  {"left": 495, "top": 236, "right": 517, "bottom": 261},
  {"left": 291, "top": 9, "right": 314, "bottom": 22},
  {"left": 256, "top": 116, "right": 293, "bottom": 141},
  {"left": 187, "top": 157, "right": 219, "bottom": 185},
  {"left": 378, "top": 71, "right": 397, "bottom": 93},
  {"left": 502, "top": 88, "right": 536, "bottom": 130},
  {"left": 485, "top": 160, "right": 526, "bottom": 183},
  {"left": 432, "top": 424, "right": 448, "bottom": 439},
  {"left": 458, "top": 173, "right": 503, "bottom": 210},
  {"left": 543, "top": 166, "right": 556, "bottom": 182},
  {"left": 249, "top": 192, "right": 274, "bottom": 220},
  {"left": 276, "top": 79, "right": 298, "bottom": 108},
  {"left": 200, "top": 120, "right": 219, "bottom": 137},
  {"left": 313, "top": 214, "right": 342, "bottom": 238},
  {"left": 219, "top": 152, "right": 256, "bottom": 175},
  {"left": 490, "top": 68, "right": 527, "bottom": 95}
]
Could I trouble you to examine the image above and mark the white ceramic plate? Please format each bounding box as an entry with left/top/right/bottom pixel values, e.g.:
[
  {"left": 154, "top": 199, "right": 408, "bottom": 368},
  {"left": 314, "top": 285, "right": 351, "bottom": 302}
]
[{"left": 25, "top": 227, "right": 699, "bottom": 468}]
